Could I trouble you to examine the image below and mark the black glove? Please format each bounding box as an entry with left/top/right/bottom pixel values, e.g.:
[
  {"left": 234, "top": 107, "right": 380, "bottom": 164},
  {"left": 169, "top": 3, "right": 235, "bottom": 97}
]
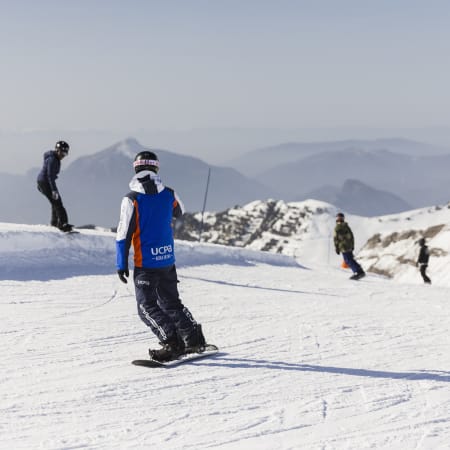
[
  {"left": 117, "top": 269, "right": 129, "bottom": 284},
  {"left": 335, "top": 248, "right": 340, "bottom": 255}
]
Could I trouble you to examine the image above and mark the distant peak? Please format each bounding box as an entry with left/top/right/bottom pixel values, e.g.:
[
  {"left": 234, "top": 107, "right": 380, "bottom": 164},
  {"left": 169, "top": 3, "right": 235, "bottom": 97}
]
[
  {"left": 123, "top": 137, "right": 140, "bottom": 145},
  {"left": 114, "top": 137, "right": 143, "bottom": 158},
  {"left": 342, "top": 179, "right": 365, "bottom": 187}
]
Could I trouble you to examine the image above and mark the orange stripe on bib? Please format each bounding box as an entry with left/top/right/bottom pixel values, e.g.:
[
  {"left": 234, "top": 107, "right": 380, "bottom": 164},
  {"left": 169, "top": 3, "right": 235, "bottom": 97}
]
[{"left": 132, "top": 200, "right": 143, "bottom": 267}]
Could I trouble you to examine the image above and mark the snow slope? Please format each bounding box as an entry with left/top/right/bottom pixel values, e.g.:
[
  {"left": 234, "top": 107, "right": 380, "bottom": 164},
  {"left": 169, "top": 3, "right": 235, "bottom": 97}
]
[{"left": 1, "top": 224, "right": 449, "bottom": 449}]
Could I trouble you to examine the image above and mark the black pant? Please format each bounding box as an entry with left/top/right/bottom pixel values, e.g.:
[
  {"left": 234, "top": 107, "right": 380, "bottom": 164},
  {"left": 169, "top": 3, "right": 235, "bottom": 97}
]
[
  {"left": 342, "top": 251, "right": 364, "bottom": 274},
  {"left": 37, "top": 181, "right": 68, "bottom": 227},
  {"left": 134, "top": 265, "right": 198, "bottom": 345},
  {"left": 419, "top": 264, "right": 431, "bottom": 283}
]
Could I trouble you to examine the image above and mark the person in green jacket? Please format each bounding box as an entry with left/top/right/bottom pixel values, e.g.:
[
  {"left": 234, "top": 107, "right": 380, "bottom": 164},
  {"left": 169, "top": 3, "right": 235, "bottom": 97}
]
[{"left": 334, "top": 212, "right": 365, "bottom": 280}]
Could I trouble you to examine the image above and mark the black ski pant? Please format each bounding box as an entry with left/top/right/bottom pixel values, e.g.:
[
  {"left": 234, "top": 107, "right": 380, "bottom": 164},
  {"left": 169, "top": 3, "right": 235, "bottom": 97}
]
[
  {"left": 37, "top": 181, "right": 68, "bottom": 227},
  {"left": 419, "top": 264, "right": 431, "bottom": 283},
  {"left": 134, "top": 265, "right": 198, "bottom": 346}
]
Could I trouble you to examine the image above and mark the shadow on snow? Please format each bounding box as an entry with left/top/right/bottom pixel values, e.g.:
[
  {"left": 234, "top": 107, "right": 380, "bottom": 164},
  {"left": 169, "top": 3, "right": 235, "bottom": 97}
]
[
  {"left": 180, "top": 275, "right": 339, "bottom": 297},
  {"left": 195, "top": 356, "right": 450, "bottom": 383}
]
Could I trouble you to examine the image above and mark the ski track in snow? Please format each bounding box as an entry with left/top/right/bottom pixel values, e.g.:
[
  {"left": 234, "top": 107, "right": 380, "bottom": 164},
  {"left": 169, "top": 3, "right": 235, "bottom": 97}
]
[{"left": 1, "top": 228, "right": 450, "bottom": 449}]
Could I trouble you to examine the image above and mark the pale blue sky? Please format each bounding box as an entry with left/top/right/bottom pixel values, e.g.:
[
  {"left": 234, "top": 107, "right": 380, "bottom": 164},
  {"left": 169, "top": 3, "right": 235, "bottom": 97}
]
[{"left": 1, "top": 0, "right": 450, "bottom": 172}]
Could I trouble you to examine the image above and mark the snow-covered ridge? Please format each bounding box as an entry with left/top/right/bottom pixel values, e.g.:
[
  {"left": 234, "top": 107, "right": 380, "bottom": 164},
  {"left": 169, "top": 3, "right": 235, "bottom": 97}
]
[
  {"left": 357, "top": 206, "right": 450, "bottom": 285},
  {"left": 2, "top": 199, "right": 449, "bottom": 284},
  {"left": 176, "top": 199, "right": 450, "bottom": 285},
  {"left": 177, "top": 198, "right": 338, "bottom": 258},
  {"left": 0, "top": 223, "right": 298, "bottom": 281}
]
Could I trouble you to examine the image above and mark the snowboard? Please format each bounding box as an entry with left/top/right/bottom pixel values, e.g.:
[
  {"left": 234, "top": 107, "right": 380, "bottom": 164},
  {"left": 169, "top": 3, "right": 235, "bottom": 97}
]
[
  {"left": 132, "top": 344, "right": 219, "bottom": 368},
  {"left": 61, "top": 230, "right": 80, "bottom": 235}
]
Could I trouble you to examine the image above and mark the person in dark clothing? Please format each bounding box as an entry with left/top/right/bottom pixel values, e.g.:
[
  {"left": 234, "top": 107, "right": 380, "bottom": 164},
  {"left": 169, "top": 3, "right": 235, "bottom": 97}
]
[
  {"left": 417, "top": 238, "right": 431, "bottom": 284},
  {"left": 37, "top": 141, "right": 73, "bottom": 232},
  {"left": 115, "top": 150, "right": 206, "bottom": 362},
  {"left": 333, "top": 212, "right": 366, "bottom": 280}
]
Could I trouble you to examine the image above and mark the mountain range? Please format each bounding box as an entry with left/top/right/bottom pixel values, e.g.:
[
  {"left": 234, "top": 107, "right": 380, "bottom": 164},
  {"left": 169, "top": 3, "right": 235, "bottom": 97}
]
[
  {"left": 227, "top": 138, "right": 449, "bottom": 176},
  {"left": 303, "top": 179, "right": 412, "bottom": 216},
  {"left": 228, "top": 138, "right": 450, "bottom": 209},
  {"left": 1, "top": 136, "right": 449, "bottom": 227},
  {"left": 248, "top": 148, "right": 450, "bottom": 208},
  {"left": 0, "top": 138, "right": 278, "bottom": 227}
]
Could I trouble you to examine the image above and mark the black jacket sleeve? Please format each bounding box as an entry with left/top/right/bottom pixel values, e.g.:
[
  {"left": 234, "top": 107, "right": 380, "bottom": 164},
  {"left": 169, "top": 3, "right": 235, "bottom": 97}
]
[{"left": 46, "top": 155, "right": 60, "bottom": 192}]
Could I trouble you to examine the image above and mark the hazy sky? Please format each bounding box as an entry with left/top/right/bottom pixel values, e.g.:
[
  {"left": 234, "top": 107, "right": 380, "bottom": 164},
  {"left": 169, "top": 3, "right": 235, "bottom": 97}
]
[{"left": 2, "top": 0, "right": 450, "bottom": 172}]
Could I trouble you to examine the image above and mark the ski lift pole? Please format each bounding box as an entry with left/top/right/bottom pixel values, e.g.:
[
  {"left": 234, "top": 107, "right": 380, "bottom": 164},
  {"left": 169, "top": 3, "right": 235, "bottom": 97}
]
[{"left": 199, "top": 167, "right": 211, "bottom": 242}]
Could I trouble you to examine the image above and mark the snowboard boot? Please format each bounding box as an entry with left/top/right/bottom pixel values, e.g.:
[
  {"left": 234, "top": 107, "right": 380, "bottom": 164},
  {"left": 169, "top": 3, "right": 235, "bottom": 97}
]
[
  {"left": 184, "top": 324, "right": 206, "bottom": 354},
  {"left": 149, "top": 336, "right": 183, "bottom": 362},
  {"left": 350, "top": 271, "right": 366, "bottom": 280},
  {"left": 59, "top": 223, "right": 74, "bottom": 232}
]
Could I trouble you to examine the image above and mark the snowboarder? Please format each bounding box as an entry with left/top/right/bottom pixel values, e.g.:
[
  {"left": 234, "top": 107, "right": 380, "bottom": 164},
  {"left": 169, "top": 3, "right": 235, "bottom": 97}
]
[
  {"left": 37, "top": 141, "right": 73, "bottom": 232},
  {"left": 416, "top": 238, "right": 431, "bottom": 284},
  {"left": 333, "top": 212, "right": 366, "bottom": 280},
  {"left": 115, "top": 150, "right": 206, "bottom": 362}
]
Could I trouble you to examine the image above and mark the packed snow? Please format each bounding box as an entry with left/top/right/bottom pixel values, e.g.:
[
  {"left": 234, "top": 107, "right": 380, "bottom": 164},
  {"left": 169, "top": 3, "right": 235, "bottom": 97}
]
[{"left": 1, "top": 222, "right": 449, "bottom": 449}]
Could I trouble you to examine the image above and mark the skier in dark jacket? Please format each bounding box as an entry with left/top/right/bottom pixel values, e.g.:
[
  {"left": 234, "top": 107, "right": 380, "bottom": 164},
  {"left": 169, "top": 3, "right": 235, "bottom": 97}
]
[
  {"left": 115, "top": 150, "right": 206, "bottom": 362},
  {"left": 333, "top": 212, "right": 365, "bottom": 280},
  {"left": 37, "top": 141, "right": 73, "bottom": 232},
  {"left": 416, "top": 238, "right": 431, "bottom": 284}
]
